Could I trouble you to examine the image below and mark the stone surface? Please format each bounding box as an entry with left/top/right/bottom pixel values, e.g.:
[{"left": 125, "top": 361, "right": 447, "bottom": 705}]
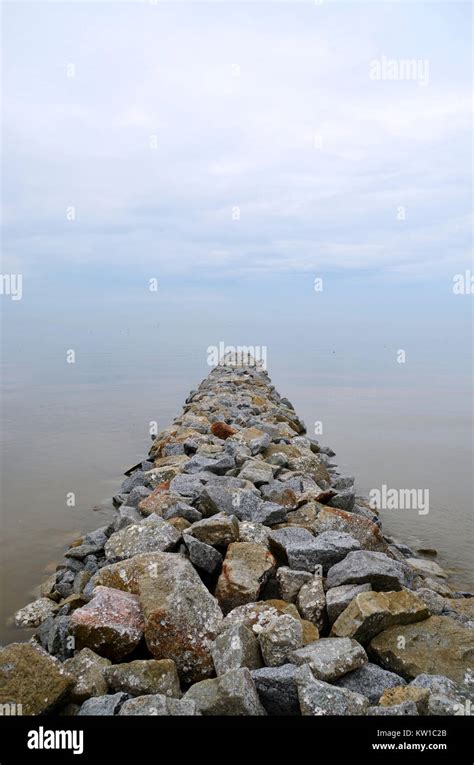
[
  {"left": 104, "top": 659, "right": 181, "bottom": 698},
  {"left": 238, "top": 521, "right": 270, "bottom": 547},
  {"left": 251, "top": 664, "right": 301, "bottom": 715},
  {"left": 78, "top": 692, "right": 129, "bottom": 716},
  {"left": 406, "top": 557, "right": 448, "bottom": 579},
  {"left": 296, "top": 665, "right": 369, "bottom": 715},
  {"left": 268, "top": 527, "right": 320, "bottom": 572},
  {"left": 104, "top": 516, "right": 180, "bottom": 561},
  {"left": 369, "top": 615, "right": 474, "bottom": 685},
  {"left": 162, "top": 501, "right": 202, "bottom": 523},
  {"left": 183, "top": 534, "right": 222, "bottom": 574},
  {"left": 70, "top": 586, "right": 144, "bottom": 661},
  {"left": 14, "top": 597, "right": 58, "bottom": 628},
  {"left": 331, "top": 590, "right": 429, "bottom": 643},
  {"left": 314, "top": 507, "right": 388, "bottom": 553},
  {"left": 326, "top": 550, "right": 415, "bottom": 591},
  {"left": 290, "top": 637, "right": 367, "bottom": 682},
  {"left": 258, "top": 614, "right": 303, "bottom": 666},
  {"left": 184, "top": 668, "right": 266, "bottom": 715},
  {"left": 138, "top": 553, "right": 223, "bottom": 683},
  {"left": 199, "top": 482, "right": 262, "bottom": 521},
  {"left": 63, "top": 648, "right": 111, "bottom": 703},
  {"left": 277, "top": 567, "right": 313, "bottom": 603},
  {"left": 379, "top": 685, "right": 429, "bottom": 714},
  {"left": 0, "top": 642, "right": 74, "bottom": 715},
  {"left": 368, "top": 701, "right": 418, "bottom": 715},
  {"left": 92, "top": 552, "right": 178, "bottom": 593},
  {"left": 215, "top": 542, "right": 276, "bottom": 613},
  {"left": 326, "top": 583, "right": 372, "bottom": 624},
  {"left": 119, "top": 694, "right": 198, "bottom": 716},
  {"left": 186, "top": 512, "right": 240, "bottom": 547},
  {"left": 309, "top": 531, "right": 361, "bottom": 572},
  {"left": 296, "top": 575, "right": 326, "bottom": 633},
  {"left": 410, "top": 674, "right": 473, "bottom": 715},
  {"left": 335, "top": 663, "right": 406, "bottom": 705},
  {"left": 211, "top": 623, "right": 262, "bottom": 675}
]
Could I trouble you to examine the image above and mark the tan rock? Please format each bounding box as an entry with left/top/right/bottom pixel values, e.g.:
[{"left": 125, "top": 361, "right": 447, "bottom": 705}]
[
  {"left": 314, "top": 507, "right": 388, "bottom": 553},
  {"left": 0, "top": 642, "right": 73, "bottom": 715},
  {"left": 379, "top": 685, "right": 430, "bottom": 714},
  {"left": 331, "top": 590, "right": 429, "bottom": 643},
  {"left": 369, "top": 615, "right": 474, "bottom": 684},
  {"left": 215, "top": 542, "right": 276, "bottom": 613}
]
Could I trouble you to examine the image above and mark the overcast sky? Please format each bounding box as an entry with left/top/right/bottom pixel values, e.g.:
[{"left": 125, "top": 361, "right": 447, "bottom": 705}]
[{"left": 2, "top": 1, "right": 471, "bottom": 287}]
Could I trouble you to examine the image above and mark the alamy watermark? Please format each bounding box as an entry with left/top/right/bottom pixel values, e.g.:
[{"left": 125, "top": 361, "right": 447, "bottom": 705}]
[
  {"left": 369, "top": 484, "right": 430, "bottom": 515},
  {"left": 207, "top": 342, "right": 267, "bottom": 370},
  {"left": 0, "top": 274, "right": 23, "bottom": 300},
  {"left": 370, "top": 56, "right": 430, "bottom": 86}
]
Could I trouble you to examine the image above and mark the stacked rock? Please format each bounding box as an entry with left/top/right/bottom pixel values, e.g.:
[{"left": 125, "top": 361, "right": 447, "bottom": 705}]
[{"left": 2, "top": 360, "right": 473, "bottom": 716}]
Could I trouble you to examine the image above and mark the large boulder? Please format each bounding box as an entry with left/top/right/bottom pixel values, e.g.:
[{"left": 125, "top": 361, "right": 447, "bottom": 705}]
[
  {"left": 186, "top": 512, "right": 240, "bottom": 546},
  {"left": 63, "top": 648, "right": 111, "bottom": 703},
  {"left": 296, "top": 665, "right": 369, "bottom": 715},
  {"left": 314, "top": 507, "right": 388, "bottom": 552},
  {"left": 268, "top": 527, "right": 320, "bottom": 572},
  {"left": 105, "top": 659, "right": 181, "bottom": 698},
  {"left": 326, "top": 583, "right": 372, "bottom": 624},
  {"left": 104, "top": 517, "right": 180, "bottom": 561},
  {"left": 251, "top": 664, "right": 301, "bottom": 715},
  {"left": 334, "top": 662, "right": 406, "bottom": 705},
  {"left": 211, "top": 624, "right": 262, "bottom": 675},
  {"left": 138, "top": 553, "right": 223, "bottom": 683},
  {"left": 368, "top": 615, "right": 474, "bottom": 685}
]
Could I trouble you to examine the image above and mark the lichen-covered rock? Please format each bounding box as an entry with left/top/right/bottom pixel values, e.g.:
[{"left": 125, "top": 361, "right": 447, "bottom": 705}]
[
  {"left": 290, "top": 637, "right": 367, "bottom": 682},
  {"left": 331, "top": 590, "right": 429, "bottom": 643},
  {"left": 186, "top": 512, "right": 240, "bottom": 546},
  {"left": 296, "top": 575, "right": 326, "bottom": 633},
  {"left": 258, "top": 614, "right": 303, "bottom": 666},
  {"left": 314, "top": 507, "right": 388, "bottom": 553},
  {"left": 14, "top": 598, "right": 59, "bottom": 628},
  {"left": 104, "top": 516, "right": 180, "bottom": 561},
  {"left": 104, "top": 659, "right": 181, "bottom": 698},
  {"left": 91, "top": 552, "right": 175, "bottom": 593},
  {"left": 410, "top": 674, "right": 473, "bottom": 715},
  {"left": 70, "top": 586, "right": 144, "bottom": 661},
  {"left": 0, "top": 642, "right": 74, "bottom": 715},
  {"left": 326, "top": 550, "right": 415, "bottom": 591},
  {"left": 184, "top": 667, "right": 266, "bottom": 715},
  {"left": 211, "top": 623, "right": 262, "bottom": 675},
  {"left": 215, "top": 542, "right": 276, "bottom": 613},
  {"left": 138, "top": 553, "right": 223, "bottom": 683},
  {"left": 296, "top": 665, "right": 369, "bottom": 715},
  {"left": 63, "top": 648, "right": 111, "bottom": 702},
  {"left": 119, "top": 694, "right": 198, "bottom": 715},
  {"left": 78, "top": 692, "right": 129, "bottom": 716},
  {"left": 368, "top": 616, "right": 474, "bottom": 685},
  {"left": 406, "top": 557, "right": 448, "bottom": 579},
  {"left": 307, "top": 531, "right": 361, "bottom": 572}
]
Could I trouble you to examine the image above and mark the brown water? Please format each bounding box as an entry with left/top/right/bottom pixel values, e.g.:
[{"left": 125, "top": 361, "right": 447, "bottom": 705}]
[{"left": 1, "top": 353, "right": 472, "bottom": 645}]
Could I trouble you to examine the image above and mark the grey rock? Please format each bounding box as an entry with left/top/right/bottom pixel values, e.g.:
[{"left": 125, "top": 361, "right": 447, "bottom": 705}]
[
  {"left": 78, "top": 692, "right": 129, "bottom": 716},
  {"left": 163, "top": 501, "right": 202, "bottom": 523},
  {"left": 415, "top": 588, "right": 448, "bottom": 616},
  {"left": 238, "top": 521, "right": 270, "bottom": 547},
  {"left": 105, "top": 659, "right": 181, "bottom": 698},
  {"left": 326, "top": 550, "right": 415, "bottom": 591},
  {"left": 290, "top": 637, "right": 367, "bottom": 682},
  {"left": 309, "top": 531, "right": 361, "bottom": 572},
  {"left": 186, "top": 512, "right": 240, "bottom": 546},
  {"left": 119, "top": 694, "right": 198, "bottom": 715},
  {"left": 296, "top": 575, "right": 326, "bottom": 632},
  {"left": 258, "top": 614, "right": 303, "bottom": 666},
  {"left": 335, "top": 663, "right": 406, "bottom": 705},
  {"left": 211, "top": 623, "right": 262, "bottom": 675},
  {"left": 169, "top": 473, "right": 208, "bottom": 500},
  {"left": 276, "top": 567, "right": 313, "bottom": 603},
  {"left": 35, "top": 615, "right": 73, "bottom": 661},
  {"left": 238, "top": 459, "right": 275, "bottom": 486},
  {"left": 326, "top": 583, "right": 373, "bottom": 624},
  {"left": 65, "top": 544, "right": 104, "bottom": 560},
  {"left": 113, "top": 505, "right": 141, "bottom": 531},
  {"left": 368, "top": 701, "right": 418, "bottom": 715},
  {"left": 328, "top": 489, "right": 355, "bottom": 512},
  {"left": 127, "top": 486, "right": 152, "bottom": 508},
  {"left": 104, "top": 516, "right": 180, "bottom": 562},
  {"left": 251, "top": 502, "right": 287, "bottom": 526},
  {"left": 84, "top": 528, "right": 109, "bottom": 547},
  {"left": 201, "top": 482, "right": 263, "bottom": 521},
  {"left": 184, "top": 667, "right": 266, "bottom": 715},
  {"left": 63, "top": 648, "right": 111, "bottom": 703},
  {"left": 120, "top": 471, "right": 146, "bottom": 494},
  {"left": 183, "top": 534, "right": 223, "bottom": 574},
  {"left": 296, "top": 665, "right": 368, "bottom": 715},
  {"left": 251, "top": 664, "right": 301, "bottom": 715},
  {"left": 184, "top": 453, "right": 235, "bottom": 475},
  {"left": 268, "top": 527, "right": 320, "bottom": 572},
  {"left": 410, "top": 674, "right": 473, "bottom": 715}
]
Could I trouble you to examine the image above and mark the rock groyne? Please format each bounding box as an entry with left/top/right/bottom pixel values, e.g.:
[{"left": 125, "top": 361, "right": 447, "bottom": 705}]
[{"left": 2, "top": 361, "right": 473, "bottom": 716}]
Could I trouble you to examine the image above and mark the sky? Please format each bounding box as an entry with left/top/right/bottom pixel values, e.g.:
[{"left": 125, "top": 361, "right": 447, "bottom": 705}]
[{"left": 1, "top": 0, "right": 472, "bottom": 380}]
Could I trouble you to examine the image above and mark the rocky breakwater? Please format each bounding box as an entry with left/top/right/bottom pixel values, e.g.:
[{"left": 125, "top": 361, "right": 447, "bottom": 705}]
[{"left": 2, "top": 361, "right": 473, "bottom": 717}]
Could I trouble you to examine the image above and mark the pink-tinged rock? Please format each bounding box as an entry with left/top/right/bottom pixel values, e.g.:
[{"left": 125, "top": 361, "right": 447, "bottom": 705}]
[{"left": 70, "top": 586, "right": 144, "bottom": 661}]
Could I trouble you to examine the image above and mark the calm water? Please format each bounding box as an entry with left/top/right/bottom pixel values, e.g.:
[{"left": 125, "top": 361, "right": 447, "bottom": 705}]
[{"left": 1, "top": 339, "right": 472, "bottom": 645}]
